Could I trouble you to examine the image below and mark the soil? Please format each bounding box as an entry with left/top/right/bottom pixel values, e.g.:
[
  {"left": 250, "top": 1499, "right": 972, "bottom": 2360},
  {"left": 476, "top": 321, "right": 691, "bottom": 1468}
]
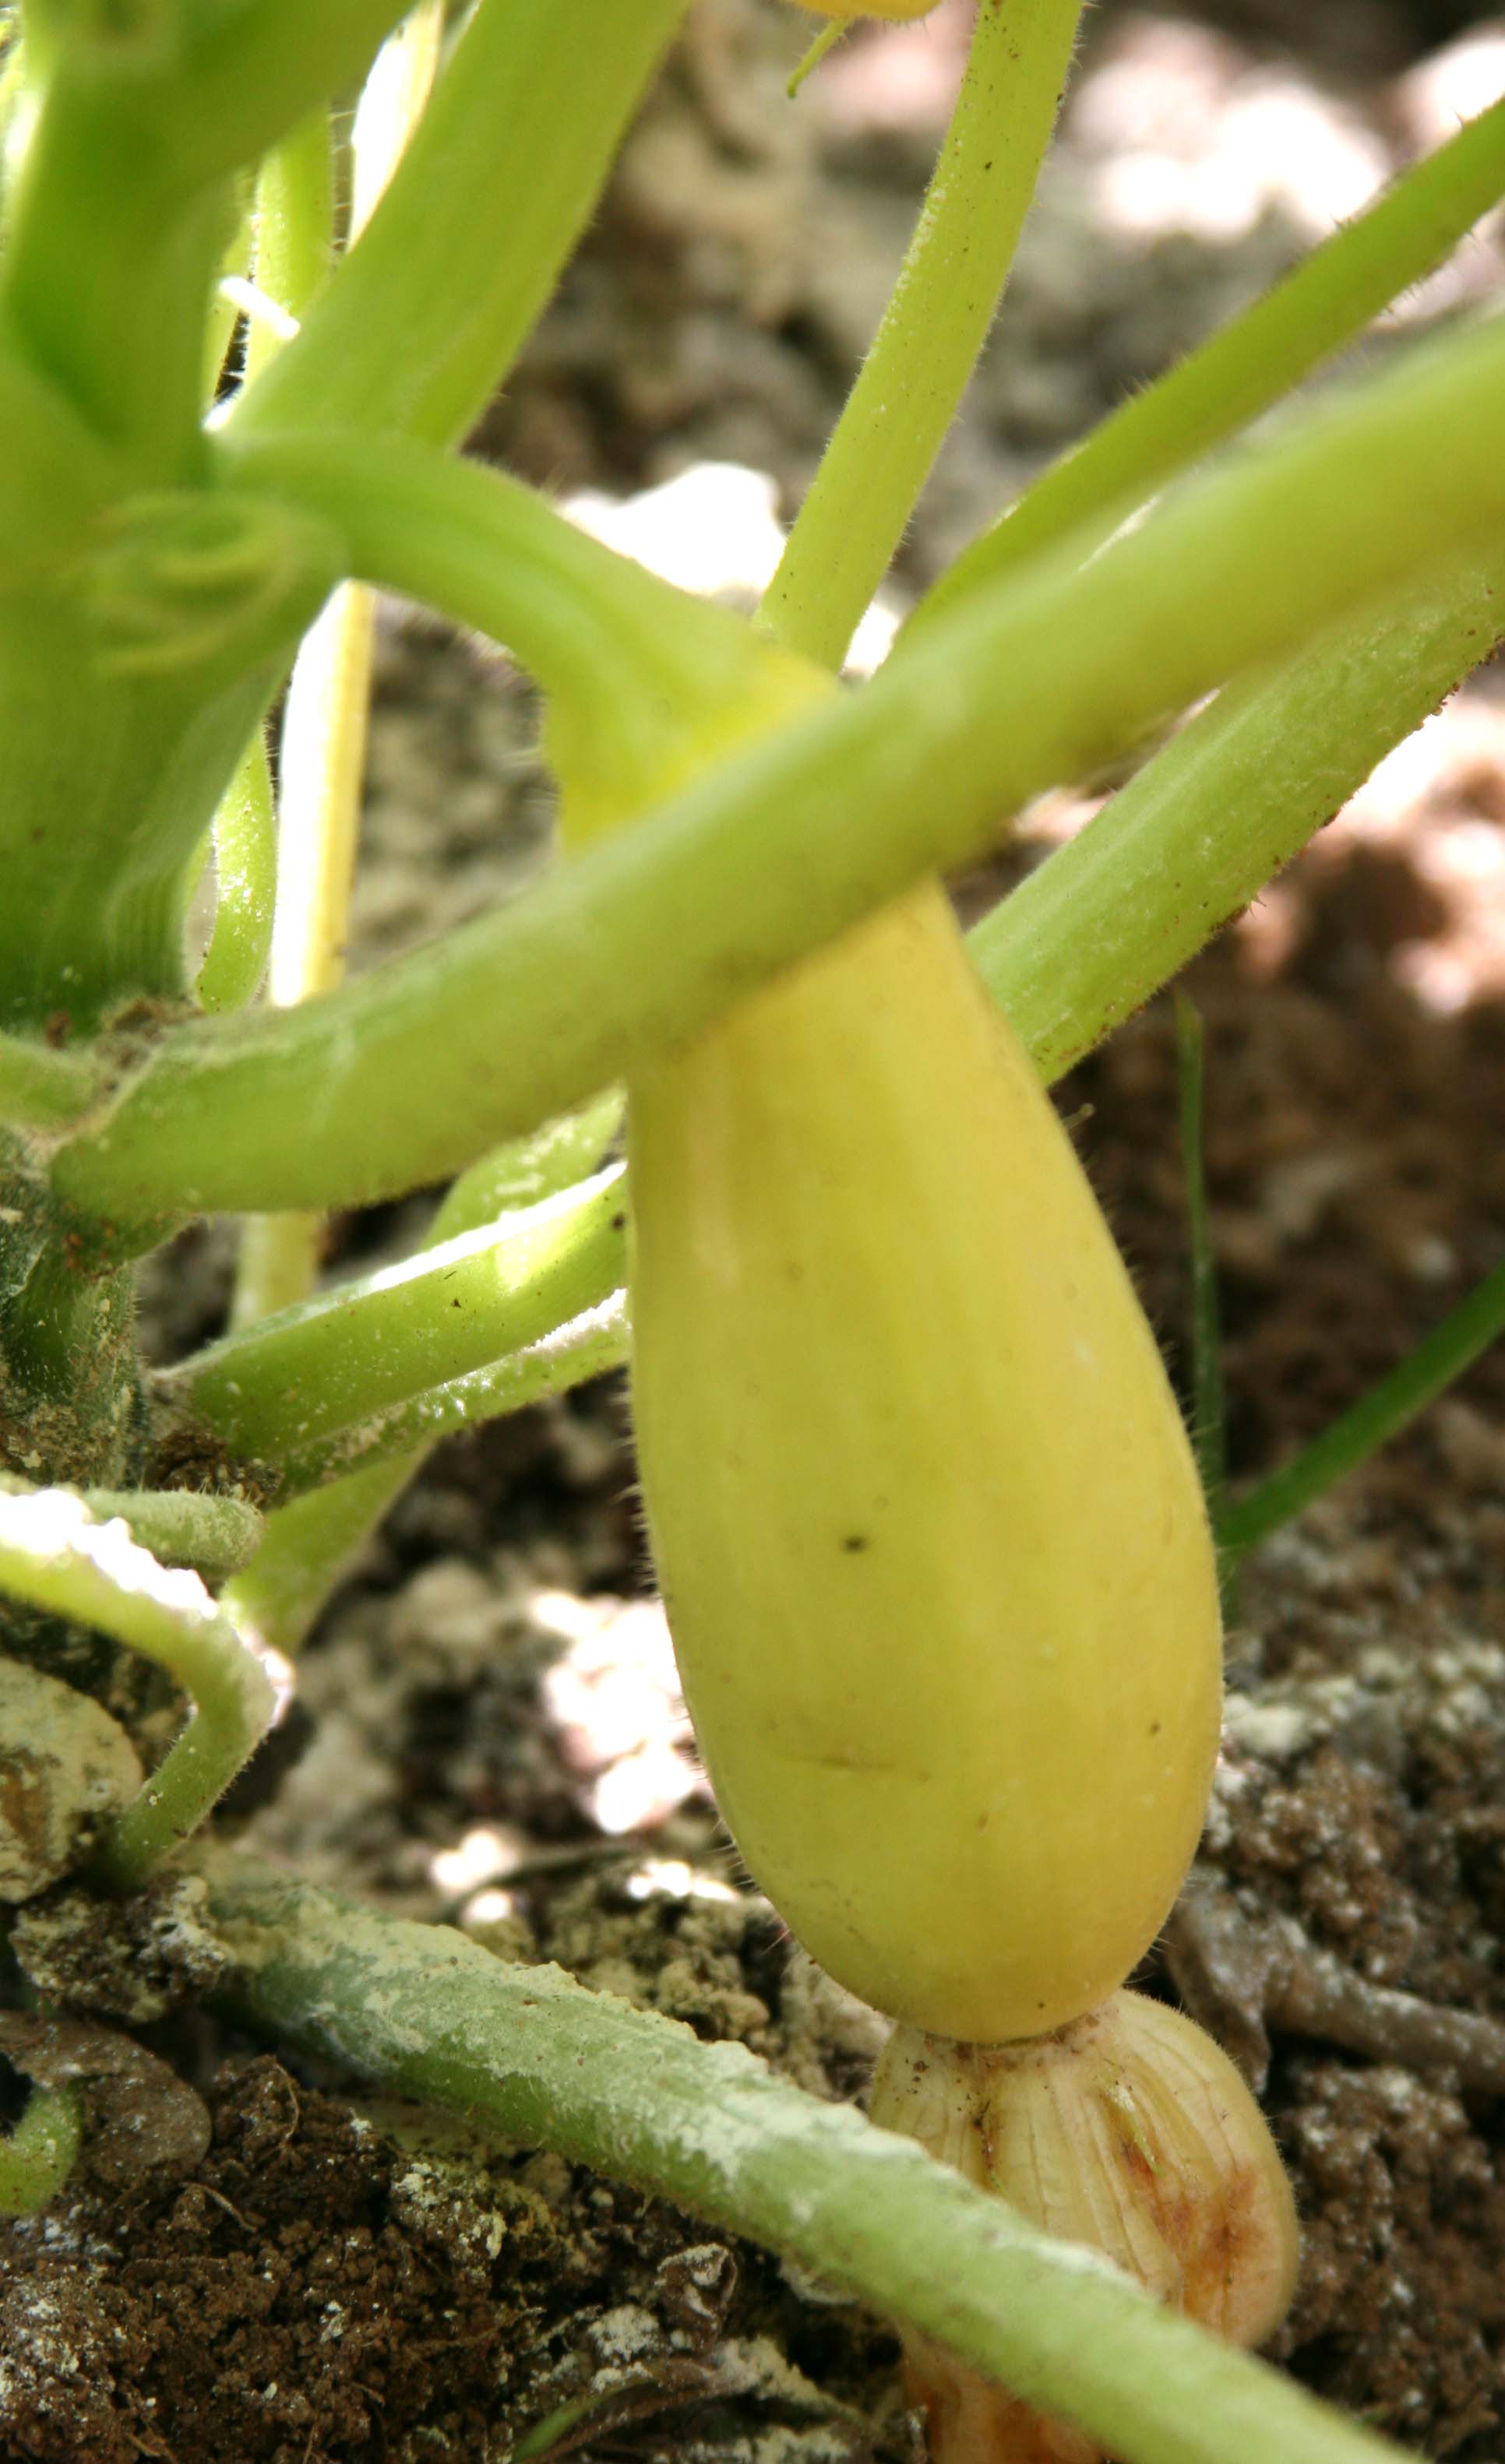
[{"left": 6, "top": 2, "right": 1505, "bottom": 2458}]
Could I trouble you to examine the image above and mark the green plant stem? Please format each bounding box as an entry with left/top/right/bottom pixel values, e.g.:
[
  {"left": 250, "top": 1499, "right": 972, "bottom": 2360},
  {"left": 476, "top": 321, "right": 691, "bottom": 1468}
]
[
  {"left": 204, "top": 1857, "right": 1406, "bottom": 2464},
  {"left": 1173, "top": 995, "right": 1226, "bottom": 1525},
  {"left": 109, "top": 3, "right": 412, "bottom": 196},
  {"left": 0, "top": 1241, "right": 136, "bottom": 1427},
  {"left": 760, "top": 0, "right": 1084, "bottom": 668},
  {"left": 222, "top": 1459, "right": 412, "bottom": 1660},
  {"left": 912, "top": 90, "right": 1505, "bottom": 633},
  {"left": 0, "top": 1485, "right": 278, "bottom": 1893},
  {"left": 274, "top": 1293, "right": 628, "bottom": 1498},
  {"left": 196, "top": 728, "right": 276, "bottom": 1015},
  {"left": 227, "top": 0, "right": 691, "bottom": 451},
  {"left": 0, "top": 1032, "right": 100, "bottom": 1131},
  {"left": 168, "top": 1166, "right": 626, "bottom": 1466},
  {"left": 0, "top": 340, "right": 121, "bottom": 588},
  {"left": 0, "top": 1473, "right": 263, "bottom": 1582},
  {"left": 786, "top": 21, "right": 845, "bottom": 98},
  {"left": 80, "top": 1488, "right": 264, "bottom": 1582},
  {"left": 0, "top": 0, "right": 424, "bottom": 466},
  {"left": 223, "top": 1313, "right": 622, "bottom": 1650},
  {"left": 228, "top": 100, "right": 343, "bottom": 1321},
  {"left": 220, "top": 429, "right": 817, "bottom": 834},
  {"left": 0, "top": 79, "right": 227, "bottom": 480},
  {"left": 234, "top": 23, "right": 445, "bottom": 1325},
  {"left": 224, "top": 1096, "right": 623, "bottom": 1654},
  {"left": 55, "top": 307, "right": 1505, "bottom": 1234},
  {"left": 971, "top": 558, "right": 1504, "bottom": 1080},
  {"left": 0, "top": 2083, "right": 83, "bottom": 2216},
  {"left": 1219, "top": 1257, "right": 1505, "bottom": 1560},
  {"left": 0, "top": 484, "right": 341, "bottom": 1034},
  {"left": 241, "top": 111, "right": 333, "bottom": 394},
  {"left": 229, "top": 575, "right": 379, "bottom": 1322},
  {"left": 439, "top": 1094, "right": 625, "bottom": 1233}
]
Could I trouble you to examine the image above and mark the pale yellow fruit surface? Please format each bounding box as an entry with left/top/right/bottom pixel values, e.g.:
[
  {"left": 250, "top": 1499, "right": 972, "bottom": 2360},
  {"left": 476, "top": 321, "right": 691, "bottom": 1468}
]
[{"left": 629, "top": 881, "right": 1221, "bottom": 2044}]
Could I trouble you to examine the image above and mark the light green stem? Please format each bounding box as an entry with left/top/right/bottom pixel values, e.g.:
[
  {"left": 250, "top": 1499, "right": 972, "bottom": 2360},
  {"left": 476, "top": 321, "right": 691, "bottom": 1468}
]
[
  {"left": 0, "top": 1485, "right": 278, "bottom": 1893},
  {"left": 0, "top": 338, "right": 119, "bottom": 590},
  {"left": 227, "top": 0, "right": 691, "bottom": 451},
  {"left": 55, "top": 307, "right": 1505, "bottom": 1234},
  {"left": 205, "top": 1858, "right": 1407, "bottom": 2464},
  {"left": 0, "top": 71, "right": 226, "bottom": 480},
  {"left": 228, "top": 104, "right": 340, "bottom": 1322},
  {"left": 0, "top": 1031, "right": 100, "bottom": 1131},
  {"left": 0, "top": 1, "right": 416, "bottom": 468},
  {"left": 80, "top": 1487, "right": 265, "bottom": 1582},
  {"left": 0, "top": 484, "right": 340, "bottom": 1035},
  {"left": 234, "top": 27, "right": 440, "bottom": 1328},
  {"left": 221, "top": 429, "right": 814, "bottom": 829},
  {"left": 222, "top": 1459, "right": 411, "bottom": 1660},
  {"left": 786, "top": 21, "right": 845, "bottom": 97},
  {"left": 970, "top": 559, "right": 1505, "bottom": 1081},
  {"left": 439, "top": 1094, "right": 625, "bottom": 1234},
  {"left": 0, "top": 1474, "right": 263, "bottom": 1585},
  {"left": 242, "top": 110, "right": 333, "bottom": 394},
  {"left": 762, "top": 0, "right": 1084, "bottom": 668},
  {"left": 273, "top": 1294, "right": 628, "bottom": 1498},
  {"left": 167, "top": 1167, "right": 626, "bottom": 1466},
  {"left": 227, "top": 572, "right": 379, "bottom": 1325},
  {"left": 196, "top": 727, "right": 276, "bottom": 1015},
  {"left": 0, "top": 2084, "right": 83, "bottom": 2216},
  {"left": 224, "top": 1096, "right": 623, "bottom": 1654},
  {"left": 132, "top": 3, "right": 413, "bottom": 195},
  {"left": 913, "top": 91, "right": 1505, "bottom": 633}
]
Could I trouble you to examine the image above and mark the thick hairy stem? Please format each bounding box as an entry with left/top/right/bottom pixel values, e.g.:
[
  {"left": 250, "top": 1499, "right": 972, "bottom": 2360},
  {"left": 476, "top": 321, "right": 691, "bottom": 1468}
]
[
  {"left": 78, "top": 1488, "right": 264, "bottom": 1582},
  {"left": 971, "top": 561, "right": 1505, "bottom": 1079},
  {"left": 223, "top": 1095, "right": 624, "bottom": 1653},
  {"left": 227, "top": 0, "right": 692, "bottom": 450},
  {"left": 53, "top": 308, "right": 1505, "bottom": 1233},
  {"left": 167, "top": 1167, "right": 626, "bottom": 1466},
  {"left": 233, "top": 18, "right": 440, "bottom": 1328},
  {"left": 0, "top": 1474, "right": 263, "bottom": 1583},
  {"left": 203, "top": 1858, "right": 1405, "bottom": 2464},
  {"left": 220, "top": 430, "right": 818, "bottom": 829},
  {"left": 270, "top": 1294, "right": 628, "bottom": 1499}
]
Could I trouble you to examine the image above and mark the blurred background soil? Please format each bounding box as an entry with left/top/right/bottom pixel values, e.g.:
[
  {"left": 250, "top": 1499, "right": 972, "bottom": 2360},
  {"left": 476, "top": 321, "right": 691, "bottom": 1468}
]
[{"left": 7, "top": 2, "right": 1505, "bottom": 2455}]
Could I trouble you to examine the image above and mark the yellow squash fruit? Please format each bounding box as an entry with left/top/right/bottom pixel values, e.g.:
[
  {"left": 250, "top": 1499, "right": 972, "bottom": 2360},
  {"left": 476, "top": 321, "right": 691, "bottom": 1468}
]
[{"left": 629, "top": 880, "right": 1222, "bottom": 2046}]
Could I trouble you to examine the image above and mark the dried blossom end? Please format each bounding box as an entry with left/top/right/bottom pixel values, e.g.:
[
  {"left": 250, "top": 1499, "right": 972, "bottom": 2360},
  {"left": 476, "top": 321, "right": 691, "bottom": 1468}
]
[{"left": 869, "top": 1989, "right": 1300, "bottom": 2460}]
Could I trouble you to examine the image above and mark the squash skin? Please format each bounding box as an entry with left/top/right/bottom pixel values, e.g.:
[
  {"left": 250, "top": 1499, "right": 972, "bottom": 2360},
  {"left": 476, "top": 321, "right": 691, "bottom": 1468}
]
[{"left": 629, "top": 881, "right": 1222, "bottom": 2044}]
